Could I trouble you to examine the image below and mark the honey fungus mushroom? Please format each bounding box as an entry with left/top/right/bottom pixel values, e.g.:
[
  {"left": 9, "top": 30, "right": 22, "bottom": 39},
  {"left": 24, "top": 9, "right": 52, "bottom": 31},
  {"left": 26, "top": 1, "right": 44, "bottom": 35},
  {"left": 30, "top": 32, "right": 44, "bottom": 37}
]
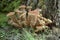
[
  {"left": 7, "top": 5, "right": 52, "bottom": 32},
  {"left": 15, "top": 5, "right": 26, "bottom": 15},
  {"left": 7, "top": 12, "right": 23, "bottom": 27},
  {"left": 27, "top": 6, "right": 32, "bottom": 11},
  {"left": 19, "top": 5, "right": 26, "bottom": 11}
]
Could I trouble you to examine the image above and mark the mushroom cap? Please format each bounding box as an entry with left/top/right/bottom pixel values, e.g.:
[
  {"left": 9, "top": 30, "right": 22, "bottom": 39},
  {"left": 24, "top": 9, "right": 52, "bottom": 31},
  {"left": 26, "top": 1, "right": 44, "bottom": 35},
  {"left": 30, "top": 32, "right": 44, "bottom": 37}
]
[
  {"left": 27, "top": 6, "right": 32, "bottom": 9},
  {"left": 36, "top": 8, "right": 42, "bottom": 11},
  {"left": 19, "top": 5, "right": 26, "bottom": 9},
  {"left": 15, "top": 9, "right": 20, "bottom": 12},
  {"left": 40, "top": 20, "right": 45, "bottom": 25},
  {"left": 7, "top": 12, "right": 15, "bottom": 17},
  {"left": 47, "top": 19, "right": 52, "bottom": 23},
  {"left": 15, "top": 9, "right": 23, "bottom": 13}
]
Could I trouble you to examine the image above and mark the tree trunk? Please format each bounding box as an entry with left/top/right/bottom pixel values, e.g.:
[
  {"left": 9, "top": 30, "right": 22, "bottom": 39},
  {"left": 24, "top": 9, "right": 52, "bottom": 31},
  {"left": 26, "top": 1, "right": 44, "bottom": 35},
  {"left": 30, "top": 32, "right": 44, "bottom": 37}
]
[{"left": 44, "top": 0, "right": 60, "bottom": 27}]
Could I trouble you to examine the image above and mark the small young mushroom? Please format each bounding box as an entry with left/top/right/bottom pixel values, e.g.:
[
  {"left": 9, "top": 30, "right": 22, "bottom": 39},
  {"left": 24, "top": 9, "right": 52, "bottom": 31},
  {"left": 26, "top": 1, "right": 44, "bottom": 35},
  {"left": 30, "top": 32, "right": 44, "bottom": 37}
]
[
  {"left": 35, "top": 26, "right": 48, "bottom": 32},
  {"left": 45, "top": 19, "right": 52, "bottom": 25},
  {"left": 38, "top": 19, "right": 45, "bottom": 25}
]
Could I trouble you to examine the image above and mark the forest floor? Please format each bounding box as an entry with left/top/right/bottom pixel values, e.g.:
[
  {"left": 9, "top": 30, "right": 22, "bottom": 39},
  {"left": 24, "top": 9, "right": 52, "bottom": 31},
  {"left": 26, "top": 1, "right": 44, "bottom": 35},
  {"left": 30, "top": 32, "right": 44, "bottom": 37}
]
[
  {"left": 0, "top": 26, "right": 60, "bottom": 40},
  {"left": 0, "top": 13, "right": 60, "bottom": 40}
]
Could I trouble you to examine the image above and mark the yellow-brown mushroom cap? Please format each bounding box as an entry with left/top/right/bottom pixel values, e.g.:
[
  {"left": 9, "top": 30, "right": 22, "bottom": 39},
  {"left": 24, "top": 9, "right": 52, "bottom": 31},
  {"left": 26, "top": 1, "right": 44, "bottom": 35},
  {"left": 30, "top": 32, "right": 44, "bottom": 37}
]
[
  {"left": 15, "top": 9, "right": 23, "bottom": 13},
  {"left": 7, "top": 12, "right": 15, "bottom": 17},
  {"left": 27, "top": 6, "right": 32, "bottom": 9},
  {"left": 19, "top": 5, "right": 26, "bottom": 9}
]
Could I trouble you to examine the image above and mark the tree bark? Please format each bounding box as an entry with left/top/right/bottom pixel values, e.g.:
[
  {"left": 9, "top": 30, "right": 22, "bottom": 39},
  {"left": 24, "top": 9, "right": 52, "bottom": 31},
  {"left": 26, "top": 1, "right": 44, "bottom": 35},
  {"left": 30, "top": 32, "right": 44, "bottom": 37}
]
[{"left": 44, "top": 0, "right": 59, "bottom": 27}]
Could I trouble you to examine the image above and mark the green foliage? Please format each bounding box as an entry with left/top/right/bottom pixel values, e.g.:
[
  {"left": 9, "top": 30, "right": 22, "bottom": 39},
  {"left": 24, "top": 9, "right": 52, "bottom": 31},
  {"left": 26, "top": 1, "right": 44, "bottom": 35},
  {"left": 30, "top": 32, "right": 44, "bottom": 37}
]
[
  {"left": 21, "top": 28, "right": 51, "bottom": 40},
  {"left": 0, "top": 0, "right": 21, "bottom": 12},
  {"left": 0, "top": 13, "right": 8, "bottom": 27},
  {"left": 0, "top": 30, "right": 6, "bottom": 40},
  {"left": 0, "top": 26, "right": 52, "bottom": 40},
  {"left": 22, "top": 28, "right": 35, "bottom": 40}
]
